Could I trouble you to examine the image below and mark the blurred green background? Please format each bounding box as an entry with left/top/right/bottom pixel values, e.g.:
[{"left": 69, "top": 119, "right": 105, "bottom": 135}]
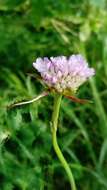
[{"left": 0, "top": 0, "right": 107, "bottom": 189}]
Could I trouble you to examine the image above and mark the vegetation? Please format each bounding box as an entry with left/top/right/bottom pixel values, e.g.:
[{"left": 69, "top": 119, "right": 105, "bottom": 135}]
[{"left": 0, "top": 0, "right": 107, "bottom": 189}]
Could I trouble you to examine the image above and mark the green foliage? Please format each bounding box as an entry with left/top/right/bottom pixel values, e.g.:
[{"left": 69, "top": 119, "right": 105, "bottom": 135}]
[{"left": 0, "top": 0, "right": 107, "bottom": 189}]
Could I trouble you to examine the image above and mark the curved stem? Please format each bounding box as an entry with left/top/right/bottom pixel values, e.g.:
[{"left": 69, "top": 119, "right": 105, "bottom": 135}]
[{"left": 52, "top": 94, "right": 77, "bottom": 190}]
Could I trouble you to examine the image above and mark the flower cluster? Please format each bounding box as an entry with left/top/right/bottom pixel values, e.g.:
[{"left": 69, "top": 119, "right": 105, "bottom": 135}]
[{"left": 33, "top": 55, "right": 95, "bottom": 94}]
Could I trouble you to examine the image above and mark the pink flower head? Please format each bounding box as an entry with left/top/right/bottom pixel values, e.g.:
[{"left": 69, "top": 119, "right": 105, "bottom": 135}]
[{"left": 33, "top": 55, "right": 95, "bottom": 94}]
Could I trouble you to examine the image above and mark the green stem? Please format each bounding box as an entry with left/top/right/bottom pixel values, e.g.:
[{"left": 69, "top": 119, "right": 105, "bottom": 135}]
[{"left": 52, "top": 94, "right": 77, "bottom": 190}]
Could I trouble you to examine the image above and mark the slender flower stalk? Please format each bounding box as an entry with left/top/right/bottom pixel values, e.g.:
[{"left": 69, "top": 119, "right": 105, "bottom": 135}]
[{"left": 52, "top": 94, "right": 77, "bottom": 190}]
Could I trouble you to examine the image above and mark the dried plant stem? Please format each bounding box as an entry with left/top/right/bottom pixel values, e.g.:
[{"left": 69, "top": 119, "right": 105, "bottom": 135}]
[
  {"left": 52, "top": 94, "right": 77, "bottom": 190},
  {"left": 8, "top": 91, "right": 48, "bottom": 109}
]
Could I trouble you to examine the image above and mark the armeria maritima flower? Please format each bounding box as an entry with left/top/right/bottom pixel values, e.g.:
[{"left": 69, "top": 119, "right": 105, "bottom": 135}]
[
  {"left": 9, "top": 54, "right": 95, "bottom": 189},
  {"left": 9, "top": 54, "right": 95, "bottom": 190},
  {"left": 33, "top": 54, "right": 95, "bottom": 95},
  {"left": 9, "top": 54, "right": 95, "bottom": 109}
]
